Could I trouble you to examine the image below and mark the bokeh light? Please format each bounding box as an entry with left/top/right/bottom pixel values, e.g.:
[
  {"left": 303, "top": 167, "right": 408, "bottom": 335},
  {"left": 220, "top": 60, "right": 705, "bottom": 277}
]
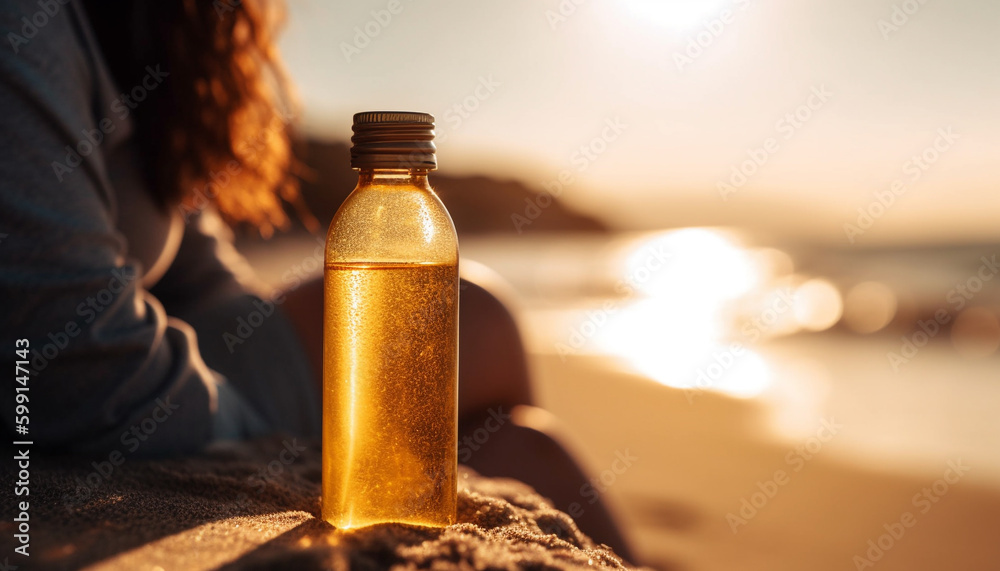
[
  {"left": 842, "top": 281, "right": 897, "bottom": 334},
  {"left": 951, "top": 307, "right": 1000, "bottom": 358},
  {"left": 793, "top": 279, "right": 843, "bottom": 332}
]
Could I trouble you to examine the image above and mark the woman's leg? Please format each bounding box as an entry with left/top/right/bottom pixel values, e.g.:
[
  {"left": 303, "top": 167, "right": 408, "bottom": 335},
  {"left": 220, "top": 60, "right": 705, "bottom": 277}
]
[
  {"left": 453, "top": 263, "right": 534, "bottom": 417},
  {"left": 280, "top": 261, "right": 634, "bottom": 561},
  {"left": 279, "top": 263, "right": 534, "bottom": 418}
]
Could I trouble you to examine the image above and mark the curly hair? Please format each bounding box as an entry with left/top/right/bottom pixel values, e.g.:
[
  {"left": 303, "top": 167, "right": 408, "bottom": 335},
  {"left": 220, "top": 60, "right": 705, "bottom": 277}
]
[{"left": 83, "top": 0, "right": 304, "bottom": 236}]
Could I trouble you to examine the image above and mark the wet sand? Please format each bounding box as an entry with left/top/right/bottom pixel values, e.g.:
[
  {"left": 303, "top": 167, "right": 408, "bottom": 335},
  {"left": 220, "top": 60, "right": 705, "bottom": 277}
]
[{"left": 532, "top": 350, "right": 1000, "bottom": 570}]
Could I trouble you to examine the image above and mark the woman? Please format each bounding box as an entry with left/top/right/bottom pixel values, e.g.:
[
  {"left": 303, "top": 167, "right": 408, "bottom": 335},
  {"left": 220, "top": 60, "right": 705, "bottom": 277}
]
[{"left": 0, "top": 0, "right": 632, "bottom": 558}]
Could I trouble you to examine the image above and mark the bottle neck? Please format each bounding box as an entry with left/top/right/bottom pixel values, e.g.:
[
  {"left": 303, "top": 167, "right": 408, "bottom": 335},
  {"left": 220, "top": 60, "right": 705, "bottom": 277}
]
[{"left": 357, "top": 169, "right": 432, "bottom": 190}]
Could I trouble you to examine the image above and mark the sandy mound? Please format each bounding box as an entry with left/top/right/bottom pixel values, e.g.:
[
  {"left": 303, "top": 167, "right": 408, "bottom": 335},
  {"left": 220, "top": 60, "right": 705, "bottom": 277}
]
[{"left": 0, "top": 436, "right": 642, "bottom": 570}]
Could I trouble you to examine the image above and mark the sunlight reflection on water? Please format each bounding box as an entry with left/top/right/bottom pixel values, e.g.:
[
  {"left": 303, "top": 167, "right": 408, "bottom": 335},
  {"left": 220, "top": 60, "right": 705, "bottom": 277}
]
[{"left": 594, "top": 229, "right": 777, "bottom": 399}]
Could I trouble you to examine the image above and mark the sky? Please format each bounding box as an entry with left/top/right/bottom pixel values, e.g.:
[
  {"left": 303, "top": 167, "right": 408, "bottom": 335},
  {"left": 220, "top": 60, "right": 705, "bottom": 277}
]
[{"left": 279, "top": 0, "right": 1000, "bottom": 244}]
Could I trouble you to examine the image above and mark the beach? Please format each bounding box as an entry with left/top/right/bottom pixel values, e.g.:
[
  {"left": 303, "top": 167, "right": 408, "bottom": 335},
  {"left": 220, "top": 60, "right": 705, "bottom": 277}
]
[{"left": 241, "top": 230, "right": 1000, "bottom": 570}]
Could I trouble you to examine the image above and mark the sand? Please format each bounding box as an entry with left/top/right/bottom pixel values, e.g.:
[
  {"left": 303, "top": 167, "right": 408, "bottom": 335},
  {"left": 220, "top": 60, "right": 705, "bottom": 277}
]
[{"left": 0, "top": 436, "right": 644, "bottom": 571}]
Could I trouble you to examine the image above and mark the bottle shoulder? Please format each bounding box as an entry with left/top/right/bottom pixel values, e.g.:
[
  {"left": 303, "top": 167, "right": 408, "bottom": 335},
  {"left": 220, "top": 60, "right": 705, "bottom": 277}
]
[{"left": 325, "top": 185, "right": 458, "bottom": 264}]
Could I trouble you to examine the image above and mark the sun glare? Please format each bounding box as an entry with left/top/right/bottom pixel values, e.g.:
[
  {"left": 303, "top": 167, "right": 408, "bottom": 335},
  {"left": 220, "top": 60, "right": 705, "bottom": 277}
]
[
  {"left": 620, "top": 228, "right": 760, "bottom": 301},
  {"left": 595, "top": 229, "right": 773, "bottom": 399},
  {"left": 622, "top": 0, "right": 729, "bottom": 33}
]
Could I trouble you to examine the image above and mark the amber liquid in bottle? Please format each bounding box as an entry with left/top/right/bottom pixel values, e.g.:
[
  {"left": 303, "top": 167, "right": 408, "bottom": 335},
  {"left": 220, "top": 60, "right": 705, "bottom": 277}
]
[
  {"left": 321, "top": 118, "right": 459, "bottom": 530},
  {"left": 322, "top": 262, "right": 457, "bottom": 528}
]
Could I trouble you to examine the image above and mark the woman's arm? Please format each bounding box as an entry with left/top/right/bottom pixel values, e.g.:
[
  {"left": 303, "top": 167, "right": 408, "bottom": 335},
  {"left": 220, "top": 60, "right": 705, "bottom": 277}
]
[
  {"left": 149, "top": 211, "right": 321, "bottom": 439},
  {"left": 0, "top": 0, "right": 216, "bottom": 455}
]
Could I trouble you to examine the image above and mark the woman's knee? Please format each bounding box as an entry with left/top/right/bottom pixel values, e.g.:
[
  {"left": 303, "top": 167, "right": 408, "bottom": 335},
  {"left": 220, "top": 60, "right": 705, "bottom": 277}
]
[{"left": 458, "top": 263, "right": 533, "bottom": 416}]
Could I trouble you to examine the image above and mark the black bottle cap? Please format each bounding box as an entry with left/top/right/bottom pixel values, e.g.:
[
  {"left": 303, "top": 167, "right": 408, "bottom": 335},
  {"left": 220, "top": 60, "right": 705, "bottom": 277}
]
[{"left": 351, "top": 111, "right": 436, "bottom": 170}]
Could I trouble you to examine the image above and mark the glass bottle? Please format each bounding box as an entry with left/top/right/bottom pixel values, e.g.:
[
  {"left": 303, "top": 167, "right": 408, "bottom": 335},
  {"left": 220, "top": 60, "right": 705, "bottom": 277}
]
[{"left": 321, "top": 112, "right": 459, "bottom": 529}]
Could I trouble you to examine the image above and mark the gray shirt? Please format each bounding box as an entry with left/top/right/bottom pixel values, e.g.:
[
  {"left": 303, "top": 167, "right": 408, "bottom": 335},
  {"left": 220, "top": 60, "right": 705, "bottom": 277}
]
[{"left": 0, "top": 0, "right": 320, "bottom": 455}]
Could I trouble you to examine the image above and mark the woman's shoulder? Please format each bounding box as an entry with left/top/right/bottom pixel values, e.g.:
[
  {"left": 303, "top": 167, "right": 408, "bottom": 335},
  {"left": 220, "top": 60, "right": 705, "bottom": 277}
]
[
  {"left": 2, "top": 0, "right": 91, "bottom": 74},
  {"left": 0, "top": 0, "right": 132, "bottom": 208}
]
